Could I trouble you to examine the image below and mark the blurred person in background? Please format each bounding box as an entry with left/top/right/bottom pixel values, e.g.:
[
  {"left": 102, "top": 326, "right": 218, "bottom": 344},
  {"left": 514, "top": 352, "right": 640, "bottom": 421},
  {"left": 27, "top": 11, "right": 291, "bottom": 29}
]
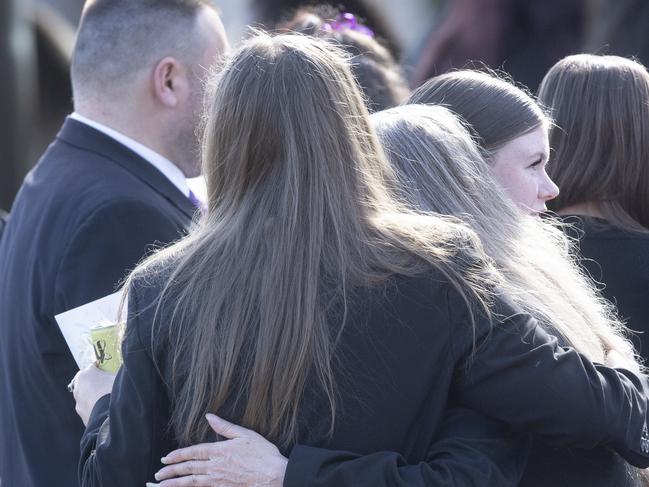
[
  {"left": 279, "top": 5, "right": 410, "bottom": 112},
  {"left": 585, "top": 0, "right": 649, "bottom": 67},
  {"left": 250, "top": 0, "right": 401, "bottom": 58},
  {"left": 539, "top": 54, "right": 649, "bottom": 363},
  {"left": 0, "top": 209, "right": 7, "bottom": 240},
  {"left": 411, "top": 0, "right": 586, "bottom": 91},
  {"left": 0, "top": 0, "right": 38, "bottom": 210},
  {"left": 0, "top": 0, "right": 228, "bottom": 485}
]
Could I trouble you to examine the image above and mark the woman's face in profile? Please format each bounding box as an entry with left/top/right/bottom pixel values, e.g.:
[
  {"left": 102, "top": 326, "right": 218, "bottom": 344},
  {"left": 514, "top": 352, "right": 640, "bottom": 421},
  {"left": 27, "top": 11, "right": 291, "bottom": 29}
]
[{"left": 490, "top": 124, "right": 559, "bottom": 214}]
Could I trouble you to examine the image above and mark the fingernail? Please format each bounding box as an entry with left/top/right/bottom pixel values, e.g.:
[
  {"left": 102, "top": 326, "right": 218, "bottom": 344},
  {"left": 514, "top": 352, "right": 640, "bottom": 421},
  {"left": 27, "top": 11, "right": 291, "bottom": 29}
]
[
  {"left": 146, "top": 483, "right": 160, "bottom": 487},
  {"left": 155, "top": 472, "right": 162, "bottom": 480},
  {"left": 206, "top": 413, "right": 218, "bottom": 421},
  {"left": 160, "top": 456, "right": 169, "bottom": 464}
]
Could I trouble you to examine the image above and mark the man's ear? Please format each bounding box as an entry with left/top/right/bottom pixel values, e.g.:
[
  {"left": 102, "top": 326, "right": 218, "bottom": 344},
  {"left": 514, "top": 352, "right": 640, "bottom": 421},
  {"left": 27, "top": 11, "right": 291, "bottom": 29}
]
[{"left": 152, "top": 56, "right": 189, "bottom": 108}]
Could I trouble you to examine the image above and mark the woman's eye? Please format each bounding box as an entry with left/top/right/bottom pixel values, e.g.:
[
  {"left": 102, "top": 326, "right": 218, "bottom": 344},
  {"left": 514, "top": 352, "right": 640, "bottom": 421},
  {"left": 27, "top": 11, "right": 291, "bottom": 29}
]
[{"left": 529, "top": 158, "right": 543, "bottom": 168}]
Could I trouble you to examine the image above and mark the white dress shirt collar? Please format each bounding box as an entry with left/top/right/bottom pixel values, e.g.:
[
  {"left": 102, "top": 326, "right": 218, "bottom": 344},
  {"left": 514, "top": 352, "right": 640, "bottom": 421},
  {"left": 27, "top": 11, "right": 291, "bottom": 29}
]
[{"left": 70, "top": 112, "right": 190, "bottom": 197}]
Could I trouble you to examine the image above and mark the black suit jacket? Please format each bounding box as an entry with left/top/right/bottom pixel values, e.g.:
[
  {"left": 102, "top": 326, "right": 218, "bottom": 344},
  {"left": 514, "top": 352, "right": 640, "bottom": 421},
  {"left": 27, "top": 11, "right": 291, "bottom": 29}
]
[
  {"left": 79, "top": 268, "right": 649, "bottom": 486},
  {"left": 0, "top": 117, "right": 194, "bottom": 487},
  {"left": 561, "top": 215, "right": 649, "bottom": 361}
]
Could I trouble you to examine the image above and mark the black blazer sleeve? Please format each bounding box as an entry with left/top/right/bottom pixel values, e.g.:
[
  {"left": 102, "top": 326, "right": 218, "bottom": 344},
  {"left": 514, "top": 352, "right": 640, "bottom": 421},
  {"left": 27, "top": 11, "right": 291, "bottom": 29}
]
[
  {"left": 448, "top": 290, "right": 649, "bottom": 467},
  {"left": 79, "top": 283, "right": 171, "bottom": 486},
  {"left": 285, "top": 290, "right": 649, "bottom": 486},
  {"left": 54, "top": 199, "right": 186, "bottom": 312},
  {"left": 284, "top": 408, "right": 528, "bottom": 487}
]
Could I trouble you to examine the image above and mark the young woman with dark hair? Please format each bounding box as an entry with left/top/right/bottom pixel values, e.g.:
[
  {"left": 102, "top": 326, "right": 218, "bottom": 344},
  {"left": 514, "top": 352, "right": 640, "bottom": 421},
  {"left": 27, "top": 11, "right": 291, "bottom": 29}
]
[
  {"left": 409, "top": 69, "right": 560, "bottom": 215},
  {"left": 538, "top": 53, "right": 649, "bottom": 362}
]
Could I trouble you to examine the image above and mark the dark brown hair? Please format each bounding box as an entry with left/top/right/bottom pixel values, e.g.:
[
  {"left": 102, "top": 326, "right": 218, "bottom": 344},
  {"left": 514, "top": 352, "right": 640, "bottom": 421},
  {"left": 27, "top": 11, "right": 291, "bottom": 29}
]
[
  {"left": 251, "top": 0, "right": 400, "bottom": 56},
  {"left": 409, "top": 70, "right": 547, "bottom": 157},
  {"left": 279, "top": 6, "right": 409, "bottom": 112},
  {"left": 538, "top": 54, "right": 649, "bottom": 232}
]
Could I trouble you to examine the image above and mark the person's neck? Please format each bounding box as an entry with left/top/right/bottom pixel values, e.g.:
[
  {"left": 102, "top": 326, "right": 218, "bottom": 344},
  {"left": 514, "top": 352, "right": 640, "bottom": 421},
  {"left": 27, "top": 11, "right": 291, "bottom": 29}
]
[
  {"left": 75, "top": 107, "right": 168, "bottom": 160},
  {"left": 557, "top": 201, "right": 605, "bottom": 219}
]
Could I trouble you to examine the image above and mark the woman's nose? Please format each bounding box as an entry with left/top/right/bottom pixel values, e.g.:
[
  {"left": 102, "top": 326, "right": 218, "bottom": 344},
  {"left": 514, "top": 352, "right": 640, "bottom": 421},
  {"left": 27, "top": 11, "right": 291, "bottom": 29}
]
[{"left": 540, "top": 170, "right": 560, "bottom": 201}]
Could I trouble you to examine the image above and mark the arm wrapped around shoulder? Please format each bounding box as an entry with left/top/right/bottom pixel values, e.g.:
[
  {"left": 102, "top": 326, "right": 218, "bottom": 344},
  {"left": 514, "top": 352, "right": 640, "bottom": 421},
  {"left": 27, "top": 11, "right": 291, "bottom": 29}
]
[{"left": 448, "top": 288, "right": 649, "bottom": 468}]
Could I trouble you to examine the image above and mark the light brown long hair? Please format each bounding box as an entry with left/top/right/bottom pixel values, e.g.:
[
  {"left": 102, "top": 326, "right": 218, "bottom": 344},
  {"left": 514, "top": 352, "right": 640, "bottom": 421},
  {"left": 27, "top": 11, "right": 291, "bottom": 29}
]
[
  {"left": 538, "top": 54, "right": 649, "bottom": 232},
  {"left": 127, "top": 33, "right": 498, "bottom": 448},
  {"left": 373, "top": 104, "right": 636, "bottom": 363},
  {"left": 409, "top": 69, "right": 547, "bottom": 158}
]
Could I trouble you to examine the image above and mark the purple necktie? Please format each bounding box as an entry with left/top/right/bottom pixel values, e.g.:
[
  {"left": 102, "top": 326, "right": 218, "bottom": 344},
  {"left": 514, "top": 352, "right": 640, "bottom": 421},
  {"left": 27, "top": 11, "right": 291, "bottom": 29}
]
[{"left": 188, "top": 190, "right": 206, "bottom": 212}]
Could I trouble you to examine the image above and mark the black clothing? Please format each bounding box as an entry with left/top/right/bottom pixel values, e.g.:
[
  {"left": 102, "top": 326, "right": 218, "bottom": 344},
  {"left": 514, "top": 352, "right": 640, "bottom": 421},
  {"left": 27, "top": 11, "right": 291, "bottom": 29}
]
[
  {"left": 281, "top": 214, "right": 649, "bottom": 487},
  {"left": 521, "top": 438, "right": 640, "bottom": 487},
  {"left": 0, "top": 118, "right": 194, "bottom": 487},
  {"left": 285, "top": 407, "right": 529, "bottom": 487},
  {"left": 523, "top": 220, "right": 645, "bottom": 487},
  {"left": 562, "top": 215, "right": 649, "bottom": 360},
  {"left": 80, "top": 269, "right": 649, "bottom": 486}
]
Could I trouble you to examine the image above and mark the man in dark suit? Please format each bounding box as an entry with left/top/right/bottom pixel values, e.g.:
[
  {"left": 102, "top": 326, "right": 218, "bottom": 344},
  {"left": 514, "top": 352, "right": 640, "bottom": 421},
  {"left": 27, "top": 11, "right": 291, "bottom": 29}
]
[{"left": 0, "top": 1, "right": 228, "bottom": 485}]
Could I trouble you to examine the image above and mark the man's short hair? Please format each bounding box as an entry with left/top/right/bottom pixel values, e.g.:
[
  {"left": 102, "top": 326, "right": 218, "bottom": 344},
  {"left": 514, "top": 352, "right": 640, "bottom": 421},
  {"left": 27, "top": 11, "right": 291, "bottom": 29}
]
[{"left": 71, "top": 0, "right": 216, "bottom": 99}]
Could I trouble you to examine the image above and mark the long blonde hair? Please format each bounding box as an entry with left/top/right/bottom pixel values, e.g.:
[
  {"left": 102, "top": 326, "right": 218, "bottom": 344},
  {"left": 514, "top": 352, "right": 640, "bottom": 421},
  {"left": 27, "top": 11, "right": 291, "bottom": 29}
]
[
  {"left": 126, "top": 33, "right": 498, "bottom": 448},
  {"left": 373, "top": 104, "right": 635, "bottom": 363}
]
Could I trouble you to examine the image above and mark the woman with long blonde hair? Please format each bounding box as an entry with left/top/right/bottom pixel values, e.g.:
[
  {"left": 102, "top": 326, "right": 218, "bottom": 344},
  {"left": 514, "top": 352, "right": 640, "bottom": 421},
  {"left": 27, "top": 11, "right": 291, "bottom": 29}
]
[
  {"left": 376, "top": 104, "right": 630, "bottom": 365},
  {"left": 374, "top": 104, "right": 644, "bottom": 487},
  {"left": 73, "top": 34, "right": 649, "bottom": 487}
]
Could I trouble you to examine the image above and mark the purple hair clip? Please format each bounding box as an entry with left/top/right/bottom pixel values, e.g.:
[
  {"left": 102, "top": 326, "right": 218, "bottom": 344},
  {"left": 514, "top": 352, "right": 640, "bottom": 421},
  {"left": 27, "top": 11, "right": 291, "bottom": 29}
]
[{"left": 322, "top": 12, "right": 375, "bottom": 38}]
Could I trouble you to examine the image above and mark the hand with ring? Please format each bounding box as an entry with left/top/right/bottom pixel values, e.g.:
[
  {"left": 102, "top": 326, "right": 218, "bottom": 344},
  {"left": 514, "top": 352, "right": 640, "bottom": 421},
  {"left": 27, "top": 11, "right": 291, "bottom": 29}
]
[
  {"left": 69, "top": 364, "right": 116, "bottom": 426},
  {"left": 150, "top": 414, "right": 288, "bottom": 487}
]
